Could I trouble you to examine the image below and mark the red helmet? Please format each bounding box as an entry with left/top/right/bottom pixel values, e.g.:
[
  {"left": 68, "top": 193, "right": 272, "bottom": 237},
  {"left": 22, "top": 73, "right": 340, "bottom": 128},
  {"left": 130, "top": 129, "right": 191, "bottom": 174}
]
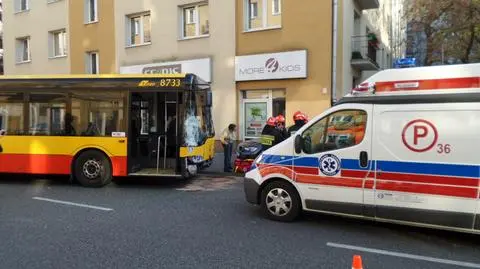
[
  {"left": 276, "top": 114, "right": 285, "bottom": 123},
  {"left": 294, "top": 112, "right": 307, "bottom": 121},
  {"left": 266, "top": 117, "right": 277, "bottom": 126}
]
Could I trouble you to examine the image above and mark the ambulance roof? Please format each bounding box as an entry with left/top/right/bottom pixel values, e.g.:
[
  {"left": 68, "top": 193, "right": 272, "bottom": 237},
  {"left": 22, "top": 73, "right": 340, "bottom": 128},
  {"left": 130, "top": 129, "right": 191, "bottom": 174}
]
[{"left": 337, "top": 63, "right": 480, "bottom": 105}]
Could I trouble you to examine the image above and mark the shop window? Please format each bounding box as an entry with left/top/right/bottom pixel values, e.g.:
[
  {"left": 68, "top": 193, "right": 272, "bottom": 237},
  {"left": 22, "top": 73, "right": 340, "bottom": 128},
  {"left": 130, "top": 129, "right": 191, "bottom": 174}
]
[
  {"left": 71, "top": 91, "right": 126, "bottom": 137},
  {"left": 0, "top": 93, "right": 24, "bottom": 135},
  {"left": 301, "top": 110, "right": 367, "bottom": 154}
]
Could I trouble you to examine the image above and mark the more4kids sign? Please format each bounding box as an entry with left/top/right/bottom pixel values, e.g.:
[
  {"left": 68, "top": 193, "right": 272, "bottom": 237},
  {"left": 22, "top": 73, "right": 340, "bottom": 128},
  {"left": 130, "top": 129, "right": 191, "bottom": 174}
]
[{"left": 235, "top": 50, "right": 307, "bottom": 81}]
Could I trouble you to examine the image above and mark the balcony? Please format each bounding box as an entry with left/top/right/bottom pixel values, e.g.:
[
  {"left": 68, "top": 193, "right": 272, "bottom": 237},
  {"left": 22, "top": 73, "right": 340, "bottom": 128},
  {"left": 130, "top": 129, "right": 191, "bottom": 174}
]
[
  {"left": 355, "top": 0, "right": 379, "bottom": 10},
  {"left": 351, "top": 35, "right": 380, "bottom": 71}
]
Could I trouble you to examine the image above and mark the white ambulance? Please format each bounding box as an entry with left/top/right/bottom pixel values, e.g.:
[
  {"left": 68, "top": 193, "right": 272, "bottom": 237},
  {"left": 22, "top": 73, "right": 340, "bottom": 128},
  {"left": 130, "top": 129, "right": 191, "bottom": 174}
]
[{"left": 244, "top": 63, "right": 480, "bottom": 234}]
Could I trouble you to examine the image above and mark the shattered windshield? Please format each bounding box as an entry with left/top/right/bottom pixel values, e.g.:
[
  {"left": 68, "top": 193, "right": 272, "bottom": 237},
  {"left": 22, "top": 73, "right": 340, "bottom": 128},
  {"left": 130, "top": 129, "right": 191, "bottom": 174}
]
[{"left": 183, "top": 90, "right": 214, "bottom": 147}]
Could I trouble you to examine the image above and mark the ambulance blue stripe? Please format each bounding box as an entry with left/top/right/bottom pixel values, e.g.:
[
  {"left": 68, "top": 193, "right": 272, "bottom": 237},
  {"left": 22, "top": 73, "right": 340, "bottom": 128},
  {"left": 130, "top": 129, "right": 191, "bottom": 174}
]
[
  {"left": 260, "top": 154, "right": 479, "bottom": 178},
  {"left": 377, "top": 160, "right": 479, "bottom": 178}
]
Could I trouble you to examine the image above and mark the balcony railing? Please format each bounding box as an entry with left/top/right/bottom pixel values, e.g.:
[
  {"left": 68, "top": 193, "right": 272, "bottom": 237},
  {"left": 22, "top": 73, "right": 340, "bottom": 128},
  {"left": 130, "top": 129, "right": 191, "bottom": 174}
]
[{"left": 351, "top": 35, "right": 380, "bottom": 71}]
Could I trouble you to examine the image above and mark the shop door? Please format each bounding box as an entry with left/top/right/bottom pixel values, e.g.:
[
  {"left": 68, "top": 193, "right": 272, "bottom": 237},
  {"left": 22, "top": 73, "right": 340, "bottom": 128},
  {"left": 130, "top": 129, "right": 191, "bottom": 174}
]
[{"left": 242, "top": 99, "right": 271, "bottom": 140}]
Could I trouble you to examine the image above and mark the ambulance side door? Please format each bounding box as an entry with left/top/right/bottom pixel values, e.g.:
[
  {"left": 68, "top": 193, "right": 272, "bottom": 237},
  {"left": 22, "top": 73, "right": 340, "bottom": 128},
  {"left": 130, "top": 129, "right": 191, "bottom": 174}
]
[
  {"left": 373, "top": 103, "right": 479, "bottom": 230},
  {"left": 294, "top": 103, "right": 374, "bottom": 217}
]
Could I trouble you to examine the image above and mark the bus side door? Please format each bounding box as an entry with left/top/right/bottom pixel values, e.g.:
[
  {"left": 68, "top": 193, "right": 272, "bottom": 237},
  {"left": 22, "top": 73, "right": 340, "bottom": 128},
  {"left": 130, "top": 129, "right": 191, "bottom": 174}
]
[{"left": 294, "top": 104, "right": 373, "bottom": 217}]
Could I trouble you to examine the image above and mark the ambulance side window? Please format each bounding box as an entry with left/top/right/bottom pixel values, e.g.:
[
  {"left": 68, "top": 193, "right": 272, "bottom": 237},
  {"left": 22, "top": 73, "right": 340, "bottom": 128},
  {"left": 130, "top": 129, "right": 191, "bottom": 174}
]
[{"left": 301, "top": 110, "right": 367, "bottom": 154}]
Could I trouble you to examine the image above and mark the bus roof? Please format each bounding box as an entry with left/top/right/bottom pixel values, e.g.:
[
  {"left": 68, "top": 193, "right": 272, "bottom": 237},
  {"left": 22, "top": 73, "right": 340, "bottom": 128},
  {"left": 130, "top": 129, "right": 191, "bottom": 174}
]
[{"left": 0, "top": 73, "right": 209, "bottom": 90}]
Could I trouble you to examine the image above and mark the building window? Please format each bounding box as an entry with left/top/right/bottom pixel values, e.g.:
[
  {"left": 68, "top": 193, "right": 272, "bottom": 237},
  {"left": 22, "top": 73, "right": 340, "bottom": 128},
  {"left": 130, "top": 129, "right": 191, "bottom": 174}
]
[
  {"left": 15, "top": 37, "right": 30, "bottom": 63},
  {"left": 84, "top": 0, "right": 97, "bottom": 23},
  {"left": 14, "top": 0, "right": 29, "bottom": 12},
  {"left": 86, "top": 52, "right": 99, "bottom": 74},
  {"left": 272, "top": 0, "right": 281, "bottom": 15},
  {"left": 181, "top": 3, "right": 209, "bottom": 38},
  {"left": 49, "top": 29, "right": 67, "bottom": 57},
  {"left": 245, "top": 0, "right": 281, "bottom": 31},
  {"left": 127, "top": 12, "right": 151, "bottom": 46}
]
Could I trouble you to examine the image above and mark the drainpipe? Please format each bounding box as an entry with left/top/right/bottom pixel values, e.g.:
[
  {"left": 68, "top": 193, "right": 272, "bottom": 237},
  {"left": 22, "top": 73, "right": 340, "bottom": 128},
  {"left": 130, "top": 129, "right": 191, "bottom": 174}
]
[{"left": 331, "top": 0, "right": 338, "bottom": 106}]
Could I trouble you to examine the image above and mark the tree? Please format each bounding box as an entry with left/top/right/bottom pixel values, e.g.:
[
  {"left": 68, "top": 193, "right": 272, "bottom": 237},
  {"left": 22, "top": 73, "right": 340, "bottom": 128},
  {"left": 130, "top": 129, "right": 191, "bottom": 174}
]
[{"left": 404, "top": 0, "right": 480, "bottom": 65}]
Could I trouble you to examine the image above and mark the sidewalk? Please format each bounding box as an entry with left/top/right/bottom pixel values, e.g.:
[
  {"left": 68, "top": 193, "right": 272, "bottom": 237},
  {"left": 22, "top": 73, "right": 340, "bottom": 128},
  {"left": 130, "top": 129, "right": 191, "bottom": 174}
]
[{"left": 200, "top": 153, "right": 238, "bottom": 176}]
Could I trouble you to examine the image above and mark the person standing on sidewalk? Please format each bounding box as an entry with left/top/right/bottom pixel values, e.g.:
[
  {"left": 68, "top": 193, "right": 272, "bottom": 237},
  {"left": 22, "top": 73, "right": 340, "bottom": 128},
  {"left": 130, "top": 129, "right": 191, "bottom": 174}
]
[{"left": 220, "top": 123, "right": 237, "bottom": 172}]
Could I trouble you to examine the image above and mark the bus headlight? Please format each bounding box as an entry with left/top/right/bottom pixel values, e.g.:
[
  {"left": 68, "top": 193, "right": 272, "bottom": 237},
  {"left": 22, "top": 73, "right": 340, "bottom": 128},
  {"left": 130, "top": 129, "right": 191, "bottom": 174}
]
[{"left": 188, "top": 156, "right": 204, "bottom": 164}]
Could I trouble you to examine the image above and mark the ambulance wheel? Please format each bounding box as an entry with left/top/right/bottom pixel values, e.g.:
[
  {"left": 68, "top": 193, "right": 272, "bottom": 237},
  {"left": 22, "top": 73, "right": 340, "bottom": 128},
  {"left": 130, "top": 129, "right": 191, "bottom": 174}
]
[
  {"left": 73, "top": 150, "right": 112, "bottom": 188},
  {"left": 260, "top": 181, "right": 301, "bottom": 222}
]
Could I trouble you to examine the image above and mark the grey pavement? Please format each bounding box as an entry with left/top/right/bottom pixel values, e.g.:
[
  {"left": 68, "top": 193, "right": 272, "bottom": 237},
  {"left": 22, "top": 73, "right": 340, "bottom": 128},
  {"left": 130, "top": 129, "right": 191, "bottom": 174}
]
[{"left": 0, "top": 175, "right": 479, "bottom": 269}]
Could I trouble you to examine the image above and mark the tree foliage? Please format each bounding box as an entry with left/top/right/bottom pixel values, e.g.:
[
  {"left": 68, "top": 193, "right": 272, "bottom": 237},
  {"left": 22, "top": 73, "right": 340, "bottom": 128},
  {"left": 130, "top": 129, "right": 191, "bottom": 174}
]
[{"left": 404, "top": 0, "right": 480, "bottom": 65}]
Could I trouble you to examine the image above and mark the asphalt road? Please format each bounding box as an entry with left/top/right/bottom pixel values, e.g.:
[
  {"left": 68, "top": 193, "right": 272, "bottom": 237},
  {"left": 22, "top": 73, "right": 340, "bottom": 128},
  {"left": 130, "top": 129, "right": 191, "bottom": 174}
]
[{"left": 0, "top": 174, "right": 479, "bottom": 269}]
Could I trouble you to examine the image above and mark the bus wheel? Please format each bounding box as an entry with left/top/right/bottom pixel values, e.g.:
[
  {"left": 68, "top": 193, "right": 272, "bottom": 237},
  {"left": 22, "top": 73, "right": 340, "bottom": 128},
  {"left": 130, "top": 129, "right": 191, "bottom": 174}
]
[
  {"left": 73, "top": 150, "right": 112, "bottom": 188},
  {"left": 260, "top": 181, "right": 301, "bottom": 222}
]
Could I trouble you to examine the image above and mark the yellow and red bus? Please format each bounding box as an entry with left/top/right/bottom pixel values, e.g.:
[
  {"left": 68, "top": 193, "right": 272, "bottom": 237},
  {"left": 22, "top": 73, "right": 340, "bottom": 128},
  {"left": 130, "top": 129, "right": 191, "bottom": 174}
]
[{"left": 0, "top": 73, "right": 215, "bottom": 187}]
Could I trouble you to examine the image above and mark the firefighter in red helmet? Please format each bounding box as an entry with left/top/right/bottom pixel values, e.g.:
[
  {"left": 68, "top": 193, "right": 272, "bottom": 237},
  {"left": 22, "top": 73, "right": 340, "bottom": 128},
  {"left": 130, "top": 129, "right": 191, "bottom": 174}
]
[
  {"left": 288, "top": 111, "right": 308, "bottom": 136},
  {"left": 275, "top": 114, "right": 289, "bottom": 140},
  {"left": 260, "top": 116, "right": 284, "bottom": 151}
]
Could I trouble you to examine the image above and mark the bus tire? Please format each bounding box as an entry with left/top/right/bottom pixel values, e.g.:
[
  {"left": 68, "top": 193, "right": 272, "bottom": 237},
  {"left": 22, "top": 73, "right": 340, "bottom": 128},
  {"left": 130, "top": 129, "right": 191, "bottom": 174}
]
[
  {"left": 260, "top": 181, "right": 301, "bottom": 222},
  {"left": 73, "top": 150, "right": 112, "bottom": 188}
]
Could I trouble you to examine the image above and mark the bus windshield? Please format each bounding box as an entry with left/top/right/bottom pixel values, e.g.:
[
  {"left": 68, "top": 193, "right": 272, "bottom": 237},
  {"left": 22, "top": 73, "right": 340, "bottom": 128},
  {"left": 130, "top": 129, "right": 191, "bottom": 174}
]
[{"left": 183, "top": 90, "right": 214, "bottom": 147}]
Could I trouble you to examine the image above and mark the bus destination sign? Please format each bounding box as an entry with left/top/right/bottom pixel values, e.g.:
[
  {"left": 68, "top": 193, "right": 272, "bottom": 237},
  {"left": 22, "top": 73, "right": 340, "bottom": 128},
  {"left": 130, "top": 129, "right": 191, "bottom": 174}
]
[{"left": 138, "top": 79, "right": 182, "bottom": 88}]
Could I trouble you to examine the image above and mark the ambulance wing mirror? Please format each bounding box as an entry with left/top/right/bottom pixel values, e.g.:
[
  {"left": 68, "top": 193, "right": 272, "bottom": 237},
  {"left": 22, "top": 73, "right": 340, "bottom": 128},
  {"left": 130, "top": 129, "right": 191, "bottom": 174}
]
[{"left": 294, "top": 135, "right": 303, "bottom": 154}]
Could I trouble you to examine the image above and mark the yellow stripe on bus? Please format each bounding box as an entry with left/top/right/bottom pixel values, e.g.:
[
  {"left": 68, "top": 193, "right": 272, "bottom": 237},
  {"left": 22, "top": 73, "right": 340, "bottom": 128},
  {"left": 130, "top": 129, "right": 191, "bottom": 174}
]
[
  {"left": 179, "top": 137, "right": 216, "bottom": 160},
  {"left": 0, "top": 136, "right": 127, "bottom": 157},
  {"left": 0, "top": 74, "right": 187, "bottom": 80}
]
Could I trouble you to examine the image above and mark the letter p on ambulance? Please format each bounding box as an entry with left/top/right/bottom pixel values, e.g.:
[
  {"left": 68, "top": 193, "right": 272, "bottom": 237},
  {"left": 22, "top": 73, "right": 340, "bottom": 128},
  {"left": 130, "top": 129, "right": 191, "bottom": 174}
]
[
  {"left": 402, "top": 119, "right": 438, "bottom": 153},
  {"left": 413, "top": 125, "right": 428, "bottom": 145}
]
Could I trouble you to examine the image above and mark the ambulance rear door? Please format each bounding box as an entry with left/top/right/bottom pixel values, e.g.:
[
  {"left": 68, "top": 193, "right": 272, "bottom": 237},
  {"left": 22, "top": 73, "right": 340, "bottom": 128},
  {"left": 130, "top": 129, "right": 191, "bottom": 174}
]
[{"left": 373, "top": 102, "right": 480, "bottom": 230}]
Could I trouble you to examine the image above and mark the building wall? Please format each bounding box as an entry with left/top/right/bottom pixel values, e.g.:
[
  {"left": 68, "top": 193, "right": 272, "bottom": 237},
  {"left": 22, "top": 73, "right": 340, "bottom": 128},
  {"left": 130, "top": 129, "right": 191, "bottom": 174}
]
[
  {"left": 115, "top": 0, "right": 236, "bottom": 138},
  {"left": 3, "top": 0, "right": 69, "bottom": 74},
  {"left": 69, "top": 0, "right": 116, "bottom": 74},
  {"left": 236, "top": 0, "right": 333, "bottom": 127}
]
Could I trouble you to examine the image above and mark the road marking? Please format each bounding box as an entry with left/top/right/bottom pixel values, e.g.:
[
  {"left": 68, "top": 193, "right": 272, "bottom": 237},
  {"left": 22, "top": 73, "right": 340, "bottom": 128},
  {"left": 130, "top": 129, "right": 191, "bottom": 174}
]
[
  {"left": 327, "top": 242, "right": 480, "bottom": 268},
  {"left": 32, "top": 197, "right": 114, "bottom": 212}
]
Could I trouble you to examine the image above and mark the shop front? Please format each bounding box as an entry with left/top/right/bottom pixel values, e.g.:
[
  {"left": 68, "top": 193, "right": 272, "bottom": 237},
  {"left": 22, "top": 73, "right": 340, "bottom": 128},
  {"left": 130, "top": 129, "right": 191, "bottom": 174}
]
[
  {"left": 235, "top": 50, "right": 308, "bottom": 140},
  {"left": 120, "top": 58, "right": 212, "bottom": 82}
]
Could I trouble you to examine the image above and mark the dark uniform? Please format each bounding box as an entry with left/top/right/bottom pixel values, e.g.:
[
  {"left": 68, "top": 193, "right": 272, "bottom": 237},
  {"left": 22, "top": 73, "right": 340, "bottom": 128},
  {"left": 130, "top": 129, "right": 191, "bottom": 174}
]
[
  {"left": 287, "top": 120, "right": 307, "bottom": 136},
  {"left": 260, "top": 125, "right": 284, "bottom": 151}
]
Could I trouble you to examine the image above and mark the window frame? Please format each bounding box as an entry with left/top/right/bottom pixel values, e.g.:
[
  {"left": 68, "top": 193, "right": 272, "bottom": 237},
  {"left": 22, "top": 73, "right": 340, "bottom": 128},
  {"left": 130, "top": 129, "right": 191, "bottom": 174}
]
[
  {"left": 85, "top": 51, "right": 99, "bottom": 74},
  {"left": 84, "top": 0, "right": 98, "bottom": 24},
  {"left": 16, "top": 37, "right": 31, "bottom": 63},
  {"left": 244, "top": 0, "right": 282, "bottom": 31},
  {"left": 299, "top": 109, "right": 367, "bottom": 155},
  {"left": 126, "top": 12, "right": 151, "bottom": 47},
  {"left": 15, "top": 0, "right": 29, "bottom": 13},
  {"left": 250, "top": 2, "right": 258, "bottom": 19},
  {"left": 180, "top": 3, "right": 209, "bottom": 39},
  {"left": 49, "top": 29, "right": 68, "bottom": 58}
]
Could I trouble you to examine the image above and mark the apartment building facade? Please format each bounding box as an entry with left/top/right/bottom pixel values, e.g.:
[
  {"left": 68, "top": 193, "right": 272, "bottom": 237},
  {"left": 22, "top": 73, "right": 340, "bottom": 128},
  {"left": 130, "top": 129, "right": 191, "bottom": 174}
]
[
  {"left": 115, "top": 0, "right": 236, "bottom": 140},
  {"left": 235, "top": 0, "right": 333, "bottom": 139},
  {"left": 336, "top": 0, "right": 398, "bottom": 99},
  {"left": 3, "top": 0, "right": 115, "bottom": 75}
]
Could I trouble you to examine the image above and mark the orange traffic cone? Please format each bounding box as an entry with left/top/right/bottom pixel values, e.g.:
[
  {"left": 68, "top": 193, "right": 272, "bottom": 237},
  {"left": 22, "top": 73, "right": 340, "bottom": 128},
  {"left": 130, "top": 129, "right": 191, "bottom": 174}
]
[{"left": 352, "top": 255, "right": 363, "bottom": 269}]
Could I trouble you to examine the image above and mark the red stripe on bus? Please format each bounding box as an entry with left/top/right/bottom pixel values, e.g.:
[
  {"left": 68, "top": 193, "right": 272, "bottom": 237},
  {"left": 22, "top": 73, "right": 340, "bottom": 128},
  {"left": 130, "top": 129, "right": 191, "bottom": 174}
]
[
  {"left": 0, "top": 154, "right": 128, "bottom": 177},
  {"left": 0, "top": 154, "right": 71, "bottom": 174},
  {"left": 376, "top": 181, "right": 477, "bottom": 199},
  {"left": 375, "top": 77, "right": 480, "bottom": 92},
  {"left": 111, "top": 156, "right": 127, "bottom": 176},
  {"left": 377, "top": 172, "right": 479, "bottom": 187}
]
